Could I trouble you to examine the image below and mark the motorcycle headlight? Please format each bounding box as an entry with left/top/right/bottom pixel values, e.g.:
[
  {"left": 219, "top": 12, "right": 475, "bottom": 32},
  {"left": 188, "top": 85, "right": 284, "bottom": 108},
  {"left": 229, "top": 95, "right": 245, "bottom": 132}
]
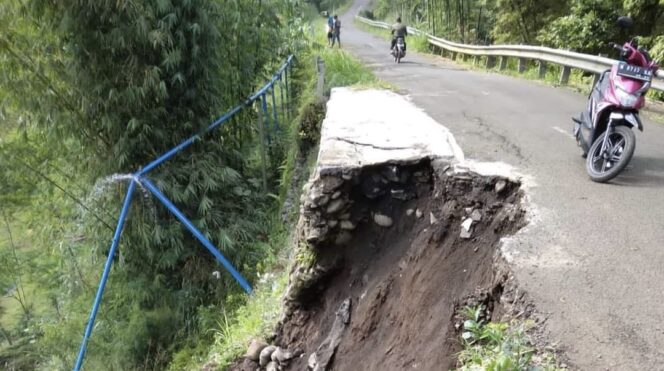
[{"left": 615, "top": 86, "right": 639, "bottom": 107}]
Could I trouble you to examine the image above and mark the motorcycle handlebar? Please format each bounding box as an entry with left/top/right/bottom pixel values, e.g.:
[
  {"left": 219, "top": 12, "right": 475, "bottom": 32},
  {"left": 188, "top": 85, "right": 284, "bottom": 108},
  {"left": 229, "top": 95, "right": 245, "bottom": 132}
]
[{"left": 609, "top": 42, "right": 623, "bottom": 52}]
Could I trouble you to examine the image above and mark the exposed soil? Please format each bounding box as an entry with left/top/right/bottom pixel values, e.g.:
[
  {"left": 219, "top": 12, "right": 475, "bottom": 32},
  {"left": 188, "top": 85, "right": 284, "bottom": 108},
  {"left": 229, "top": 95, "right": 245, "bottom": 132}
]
[{"left": 231, "top": 159, "right": 526, "bottom": 371}]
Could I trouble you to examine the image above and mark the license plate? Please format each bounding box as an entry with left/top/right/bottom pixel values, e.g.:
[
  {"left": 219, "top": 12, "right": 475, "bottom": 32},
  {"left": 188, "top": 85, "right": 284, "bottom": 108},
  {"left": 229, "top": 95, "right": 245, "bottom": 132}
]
[{"left": 616, "top": 62, "right": 653, "bottom": 82}]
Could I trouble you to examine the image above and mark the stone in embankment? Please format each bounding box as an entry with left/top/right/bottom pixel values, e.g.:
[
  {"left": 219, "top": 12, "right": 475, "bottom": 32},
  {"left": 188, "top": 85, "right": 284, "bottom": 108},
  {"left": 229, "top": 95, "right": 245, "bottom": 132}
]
[
  {"left": 246, "top": 339, "right": 268, "bottom": 361},
  {"left": 373, "top": 213, "right": 393, "bottom": 227}
]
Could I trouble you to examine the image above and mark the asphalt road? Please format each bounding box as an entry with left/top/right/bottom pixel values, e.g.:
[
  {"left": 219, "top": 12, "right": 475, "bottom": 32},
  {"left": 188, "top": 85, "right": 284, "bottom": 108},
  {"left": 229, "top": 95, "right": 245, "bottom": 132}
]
[{"left": 340, "top": 1, "right": 664, "bottom": 369}]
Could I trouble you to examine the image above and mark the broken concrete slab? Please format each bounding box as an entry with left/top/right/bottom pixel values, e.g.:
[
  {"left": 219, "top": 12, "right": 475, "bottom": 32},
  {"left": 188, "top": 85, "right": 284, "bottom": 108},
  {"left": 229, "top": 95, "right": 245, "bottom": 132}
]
[{"left": 316, "top": 88, "right": 464, "bottom": 172}]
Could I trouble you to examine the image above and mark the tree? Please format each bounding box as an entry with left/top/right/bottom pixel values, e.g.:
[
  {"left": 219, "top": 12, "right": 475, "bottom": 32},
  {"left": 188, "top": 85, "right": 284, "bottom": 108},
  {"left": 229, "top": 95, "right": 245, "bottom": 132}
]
[{"left": 537, "top": 0, "right": 623, "bottom": 54}]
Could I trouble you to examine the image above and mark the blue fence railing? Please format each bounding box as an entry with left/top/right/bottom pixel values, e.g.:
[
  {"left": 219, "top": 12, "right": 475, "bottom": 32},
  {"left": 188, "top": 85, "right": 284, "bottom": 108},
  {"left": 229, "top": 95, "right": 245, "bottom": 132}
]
[{"left": 74, "top": 55, "right": 295, "bottom": 371}]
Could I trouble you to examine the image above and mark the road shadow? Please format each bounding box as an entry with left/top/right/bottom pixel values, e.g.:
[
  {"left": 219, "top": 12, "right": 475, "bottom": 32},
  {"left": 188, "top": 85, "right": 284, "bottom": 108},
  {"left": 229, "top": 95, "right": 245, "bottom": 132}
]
[{"left": 611, "top": 155, "right": 664, "bottom": 187}]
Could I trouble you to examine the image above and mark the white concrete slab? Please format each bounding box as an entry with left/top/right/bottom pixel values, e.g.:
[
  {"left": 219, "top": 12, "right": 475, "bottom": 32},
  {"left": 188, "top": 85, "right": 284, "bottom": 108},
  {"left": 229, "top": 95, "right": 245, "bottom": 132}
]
[{"left": 316, "top": 88, "right": 464, "bottom": 171}]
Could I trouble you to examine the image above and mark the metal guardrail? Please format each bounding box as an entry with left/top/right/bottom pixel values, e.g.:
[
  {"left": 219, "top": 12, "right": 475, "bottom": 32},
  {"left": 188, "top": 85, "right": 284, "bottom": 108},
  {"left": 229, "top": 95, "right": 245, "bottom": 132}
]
[
  {"left": 356, "top": 16, "right": 664, "bottom": 91},
  {"left": 74, "top": 55, "right": 295, "bottom": 371}
]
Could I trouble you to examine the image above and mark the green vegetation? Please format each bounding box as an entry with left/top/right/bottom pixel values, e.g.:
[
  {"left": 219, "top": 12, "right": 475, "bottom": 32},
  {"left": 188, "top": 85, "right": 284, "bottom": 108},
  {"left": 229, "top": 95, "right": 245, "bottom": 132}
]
[
  {"left": 0, "top": 0, "right": 321, "bottom": 369},
  {"left": 445, "top": 53, "right": 597, "bottom": 95},
  {"left": 370, "top": 0, "right": 664, "bottom": 100},
  {"left": 457, "top": 306, "right": 563, "bottom": 371},
  {"left": 360, "top": 2, "right": 663, "bottom": 102},
  {"left": 371, "top": 0, "right": 663, "bottom": 54}
]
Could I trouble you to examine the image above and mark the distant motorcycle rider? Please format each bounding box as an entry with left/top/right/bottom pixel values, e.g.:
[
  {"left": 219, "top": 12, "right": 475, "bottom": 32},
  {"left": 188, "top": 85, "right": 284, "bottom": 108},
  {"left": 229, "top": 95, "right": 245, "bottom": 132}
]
[{"left": 391, "top": 17, "right": 407, "bottom": 52}]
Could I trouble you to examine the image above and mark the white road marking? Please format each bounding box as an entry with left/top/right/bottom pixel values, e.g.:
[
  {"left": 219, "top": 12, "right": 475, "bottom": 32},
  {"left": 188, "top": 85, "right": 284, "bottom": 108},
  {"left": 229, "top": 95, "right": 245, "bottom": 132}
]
[{"left": 552, "top": 126, "right": 575, "bottom": 139}]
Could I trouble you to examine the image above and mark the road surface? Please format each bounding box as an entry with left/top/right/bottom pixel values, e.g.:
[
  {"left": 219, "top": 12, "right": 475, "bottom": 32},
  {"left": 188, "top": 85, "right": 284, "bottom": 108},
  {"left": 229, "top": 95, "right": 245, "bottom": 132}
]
[{"left": 340, "top": 1, "right": 664, "bottom": 369}]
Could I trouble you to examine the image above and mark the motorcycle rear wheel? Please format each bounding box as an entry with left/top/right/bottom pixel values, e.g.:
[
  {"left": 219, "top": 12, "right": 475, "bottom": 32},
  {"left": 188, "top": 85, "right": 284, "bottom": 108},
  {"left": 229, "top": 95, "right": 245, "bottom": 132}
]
[{"left": 585, "top": 125, "right": 635, "bottom": 183}]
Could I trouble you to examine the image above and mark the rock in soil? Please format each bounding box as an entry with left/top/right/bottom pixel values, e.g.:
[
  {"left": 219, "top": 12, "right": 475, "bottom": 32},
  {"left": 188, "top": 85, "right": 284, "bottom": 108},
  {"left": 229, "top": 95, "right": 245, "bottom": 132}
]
[
  {"left": 373, "top": 213, "right": 393, "bottom": 227},
  {"left": 266, "top": 361, "right": 279, "bottom": 371},
  {"left": 320, "top": 176, "right": 344, "bottom": 192},
  {"left": 310, "top": 298, "right": 352, "bottom": 371},
  {"left": 461, "top": 218, "right": 473, "bottom": 231},
  {"left": 313, "top": 194, "right": 330, "bottom": 207},
  {"left": 259, "top": 345, "right": 277, "bottom": 367},
  {"left": 307, "top": 353, "right": 318, "bottom": 370},
  {"left": 246, "top": 339, "right": 268, "bottom": 361},
  {"left": 271, "top": 347, "right": 294, "bottom": 363},
  {"left": 340, "top": 220, "right": 356, "bottom": 230},
  {"left": 495, "top": 179, "right": 507, "bottom": 193},
  {"left": 326, "top": 199, "right": 345, "bottom": 214}
]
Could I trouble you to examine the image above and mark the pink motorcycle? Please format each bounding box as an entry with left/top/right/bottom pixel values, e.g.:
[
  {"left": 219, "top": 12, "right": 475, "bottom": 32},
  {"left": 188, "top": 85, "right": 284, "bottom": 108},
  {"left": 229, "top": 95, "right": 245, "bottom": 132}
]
[{"left": 573, "top": 16, "right": 659, "bottom": 183}]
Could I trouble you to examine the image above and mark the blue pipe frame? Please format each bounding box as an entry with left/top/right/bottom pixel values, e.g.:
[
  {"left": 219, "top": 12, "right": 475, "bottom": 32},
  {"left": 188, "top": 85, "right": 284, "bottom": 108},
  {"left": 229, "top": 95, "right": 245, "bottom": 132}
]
[{"left": 74, "top": 55, "right": 294, "bottom": 371}]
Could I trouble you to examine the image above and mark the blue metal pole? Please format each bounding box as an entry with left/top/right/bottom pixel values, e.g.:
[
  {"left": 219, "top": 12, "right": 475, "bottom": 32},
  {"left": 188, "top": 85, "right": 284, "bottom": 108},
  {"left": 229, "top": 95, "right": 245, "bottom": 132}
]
[
  {"left": 138, "top": 55, "right": 292, "bottom": 177},
  {"left": 138, "top": 105, "right": 244, "bottom": 176},
  {"left": 140, "top": 177, "right": 253, "bottom": 294},
  {"left": 278, "top": 77, "right": 286, "bottom": 123},
  {"left": 270, "top": 87, "right": 279, "bottom": 130},
  {"left": 260, "top": 94, "right": 272, "bottom": 144},
  {"left": 74, "top": 180, "right": 137, "bottom": 371},
  {"left": 284, "top": 67, "right": 290, "bottom": 121}
]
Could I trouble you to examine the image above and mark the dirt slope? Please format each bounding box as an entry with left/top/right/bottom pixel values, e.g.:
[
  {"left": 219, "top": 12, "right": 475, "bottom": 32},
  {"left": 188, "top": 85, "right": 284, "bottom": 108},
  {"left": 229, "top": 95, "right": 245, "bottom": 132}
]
[{"left": 232, "top": 159, "right": 526, "bottom": 371}]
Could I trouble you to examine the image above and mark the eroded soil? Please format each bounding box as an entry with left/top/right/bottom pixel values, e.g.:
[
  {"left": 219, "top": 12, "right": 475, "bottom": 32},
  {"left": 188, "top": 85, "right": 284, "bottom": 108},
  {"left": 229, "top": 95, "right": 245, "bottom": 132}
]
[{"left": 232, "top": 160, "right": 526, "bottom": 371}]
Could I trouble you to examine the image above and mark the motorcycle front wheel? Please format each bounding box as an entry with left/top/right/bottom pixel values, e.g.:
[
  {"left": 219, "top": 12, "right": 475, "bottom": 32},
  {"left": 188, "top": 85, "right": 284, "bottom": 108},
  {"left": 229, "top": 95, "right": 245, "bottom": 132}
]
[{"left": 585, "top": 125, "right": 635, "bottom": 183}]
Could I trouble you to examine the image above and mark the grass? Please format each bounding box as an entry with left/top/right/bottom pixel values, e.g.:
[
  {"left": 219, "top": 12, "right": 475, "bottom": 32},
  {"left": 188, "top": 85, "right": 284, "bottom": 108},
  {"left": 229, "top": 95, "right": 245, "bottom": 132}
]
[
  {"left": 0, "top": 200, "right": 56, "bottom": 335},
  {"left": 457, "top": 306, "right": 564, "bottom": 371},
  {"left": 315, "top": 19, "right": 393, "bottom": 91},
  {"left": 450, "top": 53, "right": 596, "bottom": 94},
  {"left": 197, "top": 265, "right": 289, "bottom": 370}
]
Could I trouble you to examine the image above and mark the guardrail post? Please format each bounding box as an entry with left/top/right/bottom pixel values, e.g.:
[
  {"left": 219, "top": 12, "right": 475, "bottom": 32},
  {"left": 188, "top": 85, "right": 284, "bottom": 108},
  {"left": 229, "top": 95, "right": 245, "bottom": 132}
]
[
  {"left": 499, "top": 56, "right": 507, "bottom": 71},
  {"left": 284, "top": 67, "right": 291, "bottom": 122},
  {"left": 74, "top": 180, "right": 137, "bottom": 371},
  {"left": 315, "top": 56, "right": 326, "bottom": 102},
  {"left": 486, "top": 56, "right": 496, "bottom": 69},
  {"left": 518, "top": 58, "right": 527, "bottom": 73},
  {"left": 473, "top": 55, "right": 479, "bottom": 66},
  {"left": 288, "top": 62, "right": 294, "bottom": 119},
  {"left": 255, "top": 101, "right": 268, "bottom": 193},
  {"left": 270, "top": 87, "right": 279, "bottom": 130},
  {"left": 560, "top": 66, "right": 571, "bottom": 85},
  {"left": 260, "top": 94, "right": 272, "bottom": 145},
  {"left": 538, "top": 61, "right": 547, "bottom": 79},
  {"left": 450, "top": 51, "right": 457, "bottom": 60},
  {"left": 278, "top": 78, "right": 286, "bottom": 123}
]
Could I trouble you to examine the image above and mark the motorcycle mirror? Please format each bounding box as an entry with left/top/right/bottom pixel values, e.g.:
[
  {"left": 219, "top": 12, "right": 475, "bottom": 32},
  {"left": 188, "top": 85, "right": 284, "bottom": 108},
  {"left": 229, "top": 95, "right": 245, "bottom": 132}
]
[{"left": 616, "top": 16, "right": 633, "bottom": 29}]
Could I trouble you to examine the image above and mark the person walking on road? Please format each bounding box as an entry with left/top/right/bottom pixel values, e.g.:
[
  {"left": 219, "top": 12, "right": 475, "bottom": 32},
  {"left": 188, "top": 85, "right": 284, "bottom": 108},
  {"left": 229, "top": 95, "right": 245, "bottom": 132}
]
[
  {"left": 326, "top": 14, "right": 334, "bottom": 47},
  {"left": 331, "top": 15, "right": 341, "bottom": 48}
]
